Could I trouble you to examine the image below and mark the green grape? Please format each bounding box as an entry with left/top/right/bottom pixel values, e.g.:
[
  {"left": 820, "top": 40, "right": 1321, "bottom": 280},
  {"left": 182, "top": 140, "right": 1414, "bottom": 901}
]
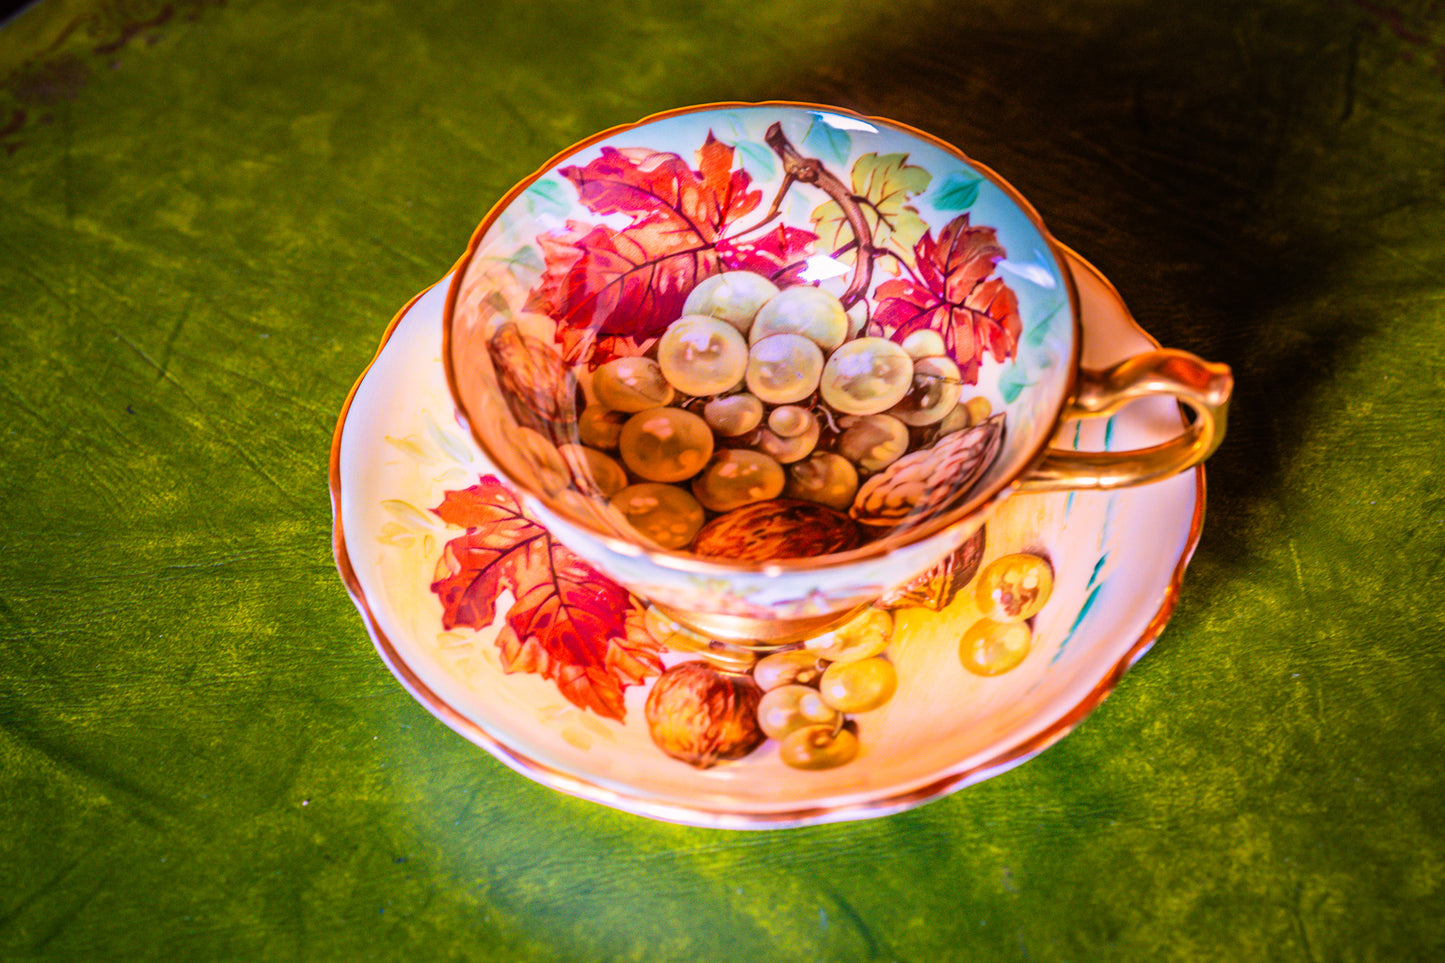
[
  {"left": 703, "top": 393, "right": 765, "bottom": 436},
  {"left": 836, "top": 413, "right": 910, "bottom": 472},
  {"left": 592, "top": 357, "right": 675, "bottom": 412},
  {"left": 899, "top": 329, "right": 947, "bottom": 359},
  {"left": 610, "top": 483, "right": 706, "bottom": 550},
  {"left": 753, "top": 649, "right": 827, "bottom": 690},
  {"left": 783, "top": 452, "right": 858, "bottom": 511},
  {"left": 818, "top": 656, "right": 897, "bottom": 713},
  {"left": 657, "top": 315, "right": 749, "bottom": 397},
  {"left": 756, "top": 407, "right": 820, "bottom": 464},
  {"left": 618, "top": 407, "right": 714, "bottom": 483},
  {"left": 819, "top": 337, "right": 914, "bottom": 416},
  {"left": 975, "top": 553, "right": 1055, "bottom": 622},
  {"left": 965, "top": 395, "right": 993, "bottom": 423},
  {"left": 812, "top": 607, "right": 893, "bottom": 663},
  {"left": 577, "top": 404, "right": 627, "bottom": 450},
  {"left": 959, "top": 618, "right": 1031, "bottom": 676},
  {"left": 889, "top": 355, "right": 963, "bottom": 427},
  {"left": 558, "top": 443, "right": 628, "bottom": 497},
  {"left": 746, "top": 333, "right": 824, "bottom": 405},
  {"left": 779, "top": 723, "right": 859, "bottom": 770},
  {"left": 682, "top": 271, "right": 779, "bottom": 334},
  {"left": 750, "top": 285, "right": 849, "bottom": 351},
  {"left": 691, "top": 449, "right": 785, "bottom": 513},
  {"left": 757, "top": 684, "right": 840, "bottom": 740}
]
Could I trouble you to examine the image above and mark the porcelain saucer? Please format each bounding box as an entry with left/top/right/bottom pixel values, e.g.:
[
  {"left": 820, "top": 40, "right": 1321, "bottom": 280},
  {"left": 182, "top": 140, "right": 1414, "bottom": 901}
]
[{"left": 330, "top": 249, "right": 1204, "bottom": 829}]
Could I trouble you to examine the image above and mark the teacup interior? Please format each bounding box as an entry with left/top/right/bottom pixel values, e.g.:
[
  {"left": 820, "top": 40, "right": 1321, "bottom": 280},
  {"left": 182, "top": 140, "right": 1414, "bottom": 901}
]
[{"left": 447, "top": 104, "right": 1077, "bottom": 563}]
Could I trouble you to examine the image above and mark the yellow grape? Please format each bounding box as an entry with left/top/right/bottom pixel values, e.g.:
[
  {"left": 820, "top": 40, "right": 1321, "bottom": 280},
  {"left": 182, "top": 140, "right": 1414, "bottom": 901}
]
[
  {"left": 753, "top": 649, "right": 827, "bottom": 690},
  {"left": 900, "top": 329, "right": 947, "bottom": 359},
  {"left": 691, "top": 449, "right": 785, "bottom": 513},
  {"left": 835, "top": 413, "right": 910, "bottom": 473},
  {"left": 577, "top": 404, "right": 627, "bottom": 450},
  {"left": 811, "top": 607, "right": 893, "bottom": 663},
  {"left": 889, "top": 355, "right": 963, "bottom": 427},
  {"left": 657, "top": 315, "right": 749, "bottom": 397},
  {"left": 783, "top": 452, "right": 858, "bottom": 511},
  {"left": 819, "top": 337, "right": 914, "bottom": 416},
  {"left": 750, "top": 285, "right": 849, "bottom": 350},
  {"left": 779, "top": 723, "right": 859, "bottom": 770},
  {"left": 757, "top": 684, "right": 840, "bottom": 740},
  {"left": 618, "top": 407, "right": 714, "bottom": 483},
  {"left": 959, "top": 618, "right": 1031, "bottom": 676},
  {"left": 592, "top": 357, "right": 675, "bottom": 412},
  {"left": 756, "top": 408, "right": 820, "bottom": 464},
  {"left": 610, "top": 483, "right": 706, "bottom": 550},
  {"left": 975, "top": 553, "right": 1055, "bottom": 622},
  {"left": 682, "top": 271, "right": 779, "bottom": 334},
  {"left": 703, "top": 393, "right": 765, "bottom": 436},
  {"left": 746, "top": 333, "right": 824, "bottom": 405},
  {"left": 558, "top": 444, "right": 628, "bottom": 497},
  {"left": 818, "top": 657, "right": 897, "bottom": 713}
]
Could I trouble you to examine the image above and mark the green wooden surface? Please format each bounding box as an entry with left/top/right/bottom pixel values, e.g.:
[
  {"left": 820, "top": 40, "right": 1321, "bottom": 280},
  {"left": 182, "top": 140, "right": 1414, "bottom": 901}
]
[{"left": 3, "top": 0, "right": 1443, "bottom": 959}]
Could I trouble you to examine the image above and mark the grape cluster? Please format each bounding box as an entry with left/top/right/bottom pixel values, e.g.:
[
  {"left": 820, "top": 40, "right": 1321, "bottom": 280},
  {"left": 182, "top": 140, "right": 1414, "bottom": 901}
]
[
  {"left": 752, "top": 607, "right": 898, "bottom": 770},
  {"left": 567, "top": 271, "right": 995, "bottom": 554}
]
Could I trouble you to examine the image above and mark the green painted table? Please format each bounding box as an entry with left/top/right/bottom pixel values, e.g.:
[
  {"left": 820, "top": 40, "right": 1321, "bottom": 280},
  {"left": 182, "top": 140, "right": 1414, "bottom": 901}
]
[{"left": 3, "top": 1, "right": 1443, "bottom": 958}]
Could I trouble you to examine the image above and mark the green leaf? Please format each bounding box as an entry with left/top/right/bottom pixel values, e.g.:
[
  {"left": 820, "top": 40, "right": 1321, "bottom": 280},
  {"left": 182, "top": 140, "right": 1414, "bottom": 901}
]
[{"left": 934, "top": 171, "right": 982, "bottom": 211}]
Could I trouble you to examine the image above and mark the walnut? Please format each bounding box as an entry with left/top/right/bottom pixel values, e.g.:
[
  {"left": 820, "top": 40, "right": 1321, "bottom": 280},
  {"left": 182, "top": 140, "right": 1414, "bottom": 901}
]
[
  {"left": 645, "top": 662, "right": 765, "bottom": 768},
  {"left": 691, "top": 499, "right": 864, "bottom": 561},
  {"left": 487, "top": 322, "right": 579, "bottom": 438},
  {"left": 850, "top": 415, "right": 1003, "bottom": 528},
  {"left": 879, "top": 524, "right": 987, "bottom": 611}
]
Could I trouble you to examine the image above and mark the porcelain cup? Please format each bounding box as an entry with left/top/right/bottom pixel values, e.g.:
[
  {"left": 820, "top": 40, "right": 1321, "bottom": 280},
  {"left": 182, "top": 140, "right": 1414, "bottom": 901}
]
[{"left": 443, "top": 102, "right": 1231, "bottom": 649}]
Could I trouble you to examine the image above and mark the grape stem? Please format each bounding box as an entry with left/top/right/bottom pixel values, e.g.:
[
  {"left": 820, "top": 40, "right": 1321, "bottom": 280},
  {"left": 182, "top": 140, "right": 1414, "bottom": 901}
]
[{"left": 762, "top": 123, "right": 875, "bottom": 309}]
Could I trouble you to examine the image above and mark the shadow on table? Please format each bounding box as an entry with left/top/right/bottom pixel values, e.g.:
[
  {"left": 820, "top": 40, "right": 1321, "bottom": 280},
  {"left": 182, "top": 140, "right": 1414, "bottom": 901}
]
[{"left": 736, "top": 1, "right": 1376, "bottom": 576}]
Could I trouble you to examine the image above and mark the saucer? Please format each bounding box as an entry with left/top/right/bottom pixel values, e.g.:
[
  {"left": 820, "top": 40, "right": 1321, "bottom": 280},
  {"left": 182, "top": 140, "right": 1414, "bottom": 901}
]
[{"left": 330, "top": 249, "right": 1204, "bottom": 829}]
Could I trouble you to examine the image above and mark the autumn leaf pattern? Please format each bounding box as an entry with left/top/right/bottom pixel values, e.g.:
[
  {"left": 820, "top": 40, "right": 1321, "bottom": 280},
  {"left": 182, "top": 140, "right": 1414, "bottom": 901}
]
[
  {"left": 871, "top": 214, "right": 1023, "bottom": 384},
  {"left": 526, "top": 135, "right": 815, "bottom": 366},
  {"left": 430, "top": 477, "right": 664, "bottom": 721}
]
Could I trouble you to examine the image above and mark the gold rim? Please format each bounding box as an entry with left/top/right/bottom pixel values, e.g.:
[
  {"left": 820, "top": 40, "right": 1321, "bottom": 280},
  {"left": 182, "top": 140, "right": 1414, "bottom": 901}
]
[
  {"left": 330, "top": 247, "right": 1206, "bottom": 829},
  {"left": 440, "top": 100, "right": 1083, "bottom": 578}
]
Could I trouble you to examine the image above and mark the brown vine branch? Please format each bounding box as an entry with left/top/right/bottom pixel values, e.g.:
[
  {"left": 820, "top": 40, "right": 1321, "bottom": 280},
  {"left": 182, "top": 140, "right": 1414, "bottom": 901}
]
[{"left": 763, "top": 123, "right": 875, "bottom": 308}]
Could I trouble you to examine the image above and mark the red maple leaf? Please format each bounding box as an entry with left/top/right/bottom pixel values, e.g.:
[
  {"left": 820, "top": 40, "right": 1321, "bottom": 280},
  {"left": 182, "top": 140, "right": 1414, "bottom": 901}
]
[
  {"left": 526, "top": 135, "right": 815, "bottom": 365},
  {"left": 871, "top": 214, "right": 1023, "bottom": 384},
  {"left": 430, "top": 477, "right": 664, "bottom": 721}
]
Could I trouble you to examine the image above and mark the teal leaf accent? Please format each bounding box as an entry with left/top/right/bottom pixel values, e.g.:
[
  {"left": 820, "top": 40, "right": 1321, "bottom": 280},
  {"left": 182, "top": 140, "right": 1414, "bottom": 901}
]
[
  {"left": 734, "top": 139, "right": 777, "bottom": 181},
  {"left": 508, "top": 244, "right": 543, "bottom": 273},
  {"left": 803, "top": 119, "right": 851, "bottom": 167},
  {"left": 934, "top": 171, "right": 982, "bottom": 211},
  {"left": 999, "top": 366, "right": 1030, "bottom": 403},
  {"left": 1025, "top": 303, "right": 1063, "bottom": 348},
  {"left": 1053, "top": 570, "right": 1107, "bottom": 664},
  {"left": 525, "top": 179, "right": 570, "bottom": 217}
]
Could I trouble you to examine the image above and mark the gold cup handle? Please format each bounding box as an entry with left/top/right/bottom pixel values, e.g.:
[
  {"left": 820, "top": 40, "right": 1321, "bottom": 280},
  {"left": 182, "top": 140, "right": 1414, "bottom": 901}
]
[{"left": 1016, "top": 350, "right": 1233, "bottom": 493}]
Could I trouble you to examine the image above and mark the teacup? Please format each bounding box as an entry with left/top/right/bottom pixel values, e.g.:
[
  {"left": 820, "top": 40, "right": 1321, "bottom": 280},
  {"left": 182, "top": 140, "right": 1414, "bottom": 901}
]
[{"left": 443, "top": 102, "right": 1231, "bottom": 650}]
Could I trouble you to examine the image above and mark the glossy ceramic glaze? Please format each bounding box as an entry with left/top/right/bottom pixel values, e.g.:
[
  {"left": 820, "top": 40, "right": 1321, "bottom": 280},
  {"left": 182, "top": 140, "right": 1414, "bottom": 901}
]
[{"left": 332, "top": 249, "right": 1205, "bottom": 828}]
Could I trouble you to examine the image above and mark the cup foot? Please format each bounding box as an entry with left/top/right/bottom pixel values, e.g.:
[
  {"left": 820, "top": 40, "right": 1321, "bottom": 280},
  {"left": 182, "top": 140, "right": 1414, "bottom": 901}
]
[{"left": 646, "top": 601, "right": 873, "bottom": 671}]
